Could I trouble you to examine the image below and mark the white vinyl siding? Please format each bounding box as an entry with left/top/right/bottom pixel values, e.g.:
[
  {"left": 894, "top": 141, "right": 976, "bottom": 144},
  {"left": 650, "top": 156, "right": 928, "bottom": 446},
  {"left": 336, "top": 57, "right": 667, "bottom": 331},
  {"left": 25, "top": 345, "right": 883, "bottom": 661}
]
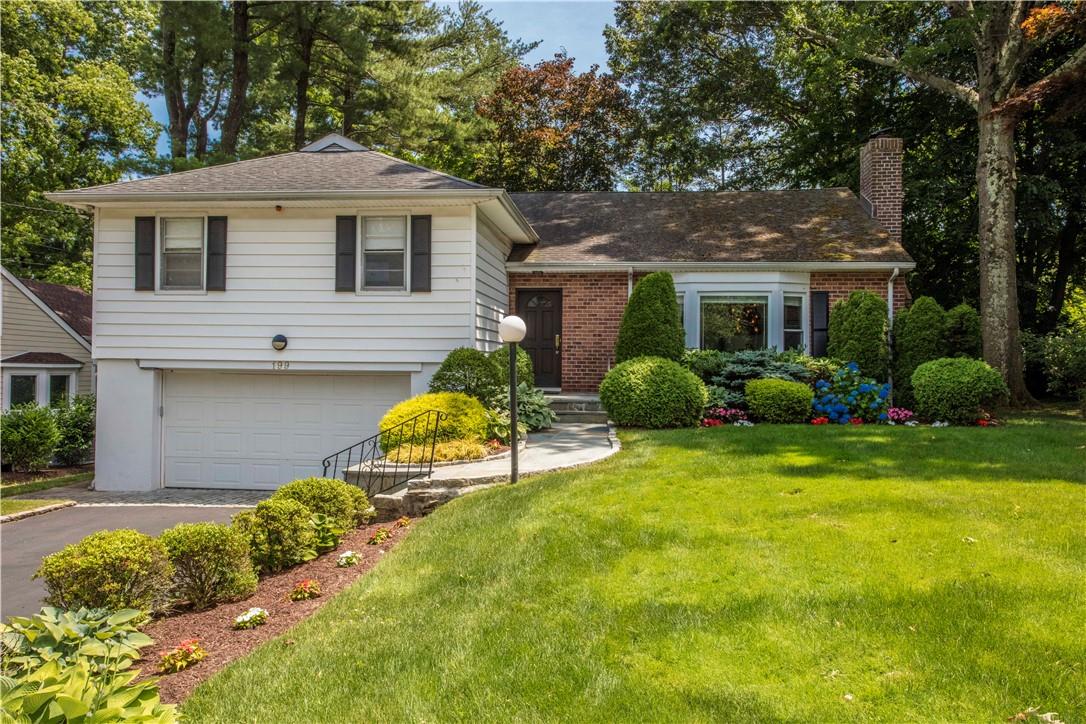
[
  {"left": 94, "top": 206, "right": 476, "bottom": 365},
  {"left": 474, "top": 216, "right": 512, "bottom": 351}
]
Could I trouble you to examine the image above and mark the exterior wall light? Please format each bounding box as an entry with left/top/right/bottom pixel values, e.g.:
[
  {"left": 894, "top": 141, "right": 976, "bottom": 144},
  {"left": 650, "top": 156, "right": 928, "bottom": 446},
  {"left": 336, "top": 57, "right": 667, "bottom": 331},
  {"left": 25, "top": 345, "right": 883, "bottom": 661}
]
[
  {"left": 272, "top": 334, "right": 288, "bottom": 351},
  {"left": 498, "top": 315, "right": 527, "bottom": 483}
]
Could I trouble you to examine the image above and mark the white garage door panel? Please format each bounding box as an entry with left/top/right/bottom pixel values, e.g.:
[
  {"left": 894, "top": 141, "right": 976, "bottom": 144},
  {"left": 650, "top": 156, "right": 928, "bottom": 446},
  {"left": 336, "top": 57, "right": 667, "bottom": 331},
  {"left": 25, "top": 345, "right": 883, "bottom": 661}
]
[{"left": 163, "top": 372, "right": 409, "bottom": 489}]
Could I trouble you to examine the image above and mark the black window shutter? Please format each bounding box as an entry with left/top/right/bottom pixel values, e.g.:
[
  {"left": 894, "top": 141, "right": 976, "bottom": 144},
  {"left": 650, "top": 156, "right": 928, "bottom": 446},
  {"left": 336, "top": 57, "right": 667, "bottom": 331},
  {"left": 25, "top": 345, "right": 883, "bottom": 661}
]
[
  {"left": 135, "top": 216, "right": 156, "bottom": 290},
  {"left": 206, "top": 216, "right": 227, "bottom": 291},
  {"left": 335, "top": 216, "right": 356, "bottom": 292},
  {"left": 410, "top": 215, "right": 432, "bottom": 293},
  {"left": 811, "top": 291, "right": 830, "bottom": 356}
]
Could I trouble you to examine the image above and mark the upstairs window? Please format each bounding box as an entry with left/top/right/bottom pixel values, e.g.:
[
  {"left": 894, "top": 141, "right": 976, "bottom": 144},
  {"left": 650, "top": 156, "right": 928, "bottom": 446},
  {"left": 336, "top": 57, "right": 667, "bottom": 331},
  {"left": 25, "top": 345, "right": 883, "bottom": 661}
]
[
  {"left": 362, "top": 216, "right": 406, "bottom": 289},
  {"left": 160, "top": 217, "right": 204, "bottom": 290}
]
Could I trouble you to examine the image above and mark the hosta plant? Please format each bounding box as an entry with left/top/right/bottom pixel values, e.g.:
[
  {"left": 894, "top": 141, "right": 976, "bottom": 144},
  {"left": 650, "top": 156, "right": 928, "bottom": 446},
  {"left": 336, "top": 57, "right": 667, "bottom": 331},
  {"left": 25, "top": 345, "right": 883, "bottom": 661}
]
[
  {"left": 368, "top": 528, "right": 391, "bottom": 545},
  {"left": 311, "top": 513, "right": 345, "bottom": 554},
  {"left": 0, "top": 658, "right": 176, "bottom": 723},
  {"left": 233, "top": 607, "right": 268, "bottom": 630},
  {"left": 0, "top": 607, "right": 152, "bottom": 676},
  {"left": 159, "top": 639, "right": 207, "bottom": 674},
  {"left": 289, "top": 579, "right": 321, "bottom": 601},
  {"left": 337, "top": 550, "right": 360, "bottom": 568}
]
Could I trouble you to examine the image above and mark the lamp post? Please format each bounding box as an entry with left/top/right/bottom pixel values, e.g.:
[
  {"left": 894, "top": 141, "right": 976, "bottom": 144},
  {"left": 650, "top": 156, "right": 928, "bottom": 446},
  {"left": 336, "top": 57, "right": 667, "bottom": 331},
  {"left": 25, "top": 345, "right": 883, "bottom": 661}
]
[{"left": 498, "top": 314, "right": 527, "bottom": 483}]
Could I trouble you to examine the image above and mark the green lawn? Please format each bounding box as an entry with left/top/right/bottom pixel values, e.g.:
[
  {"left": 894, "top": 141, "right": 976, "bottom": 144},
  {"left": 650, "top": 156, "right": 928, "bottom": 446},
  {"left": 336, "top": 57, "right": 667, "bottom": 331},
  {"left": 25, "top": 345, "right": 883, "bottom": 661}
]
[
  {"left": 184, "top": 413, "right": 1086, "bottom": 723},
  {"left": 0, "top": 498, "right": 70, "bottom": 516},
  {"left": 0, "top": 471, "right": 93, "bottom": 496}
]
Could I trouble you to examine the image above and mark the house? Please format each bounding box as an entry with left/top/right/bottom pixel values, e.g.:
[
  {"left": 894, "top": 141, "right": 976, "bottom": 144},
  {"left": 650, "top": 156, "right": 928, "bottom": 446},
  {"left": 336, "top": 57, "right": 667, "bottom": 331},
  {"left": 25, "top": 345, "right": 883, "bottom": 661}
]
[
  {"left": 47, "top": 133, "right": 913, "bottom": 492},
  {"left": 1, "top": 268, "right": 93, "bottom": 410}
]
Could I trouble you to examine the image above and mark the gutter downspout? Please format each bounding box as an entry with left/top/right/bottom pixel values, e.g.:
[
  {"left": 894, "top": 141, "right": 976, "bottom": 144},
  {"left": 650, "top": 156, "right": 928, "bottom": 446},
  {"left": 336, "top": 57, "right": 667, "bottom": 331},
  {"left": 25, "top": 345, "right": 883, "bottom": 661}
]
[
  {"left": 887, "top": 267, "right": 900, "bottom": 322},
  {"left": 887, "top": 267, "right": 900, "bottom": 402},
  {"left": 627, "top": 267, "right": 634, "bottom": 298}
]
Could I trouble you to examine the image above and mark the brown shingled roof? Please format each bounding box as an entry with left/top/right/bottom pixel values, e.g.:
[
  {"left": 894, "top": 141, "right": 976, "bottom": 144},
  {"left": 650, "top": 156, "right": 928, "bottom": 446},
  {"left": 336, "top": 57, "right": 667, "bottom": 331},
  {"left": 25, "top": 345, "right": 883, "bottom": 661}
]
[
  {"left": 18, "top": 277, "right": 92, "bottom": 340},
  {"left": 52, "top": 148, "right": 486, "bottom": 197},
  {"left": 2, "top": 352, "right": 84, "bottom": 366},
  {"left": 508, "top": 189, "right": 913, "bottom": 265}
]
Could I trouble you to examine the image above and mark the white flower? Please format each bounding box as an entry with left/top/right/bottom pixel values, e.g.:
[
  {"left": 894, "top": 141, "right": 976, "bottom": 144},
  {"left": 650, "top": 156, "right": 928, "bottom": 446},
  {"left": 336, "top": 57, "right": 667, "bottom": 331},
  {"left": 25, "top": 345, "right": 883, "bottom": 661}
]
[
  {"left": 733, "top": 419, "right": 754, "bottom": 427},
  {"left": 932, "top": 420, "right": 949, "bottom": 428},
  {"left": 904, "top": 420, "right": 919, "bottom": 427}
]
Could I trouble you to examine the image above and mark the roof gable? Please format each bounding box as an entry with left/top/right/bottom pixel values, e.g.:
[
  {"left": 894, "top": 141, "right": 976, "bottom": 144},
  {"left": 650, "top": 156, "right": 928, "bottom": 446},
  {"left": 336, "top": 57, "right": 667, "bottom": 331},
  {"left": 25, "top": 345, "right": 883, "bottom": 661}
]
[{"left": 1, "top": 268, "right": 92, "bottom": 348}]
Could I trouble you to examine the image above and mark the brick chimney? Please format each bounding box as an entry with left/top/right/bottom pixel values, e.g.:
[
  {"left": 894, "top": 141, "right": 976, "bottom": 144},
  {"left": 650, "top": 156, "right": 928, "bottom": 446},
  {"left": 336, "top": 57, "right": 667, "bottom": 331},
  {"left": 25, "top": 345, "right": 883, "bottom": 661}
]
[{"left": 859, "top": 133, "right": 903, "bottom": 243}]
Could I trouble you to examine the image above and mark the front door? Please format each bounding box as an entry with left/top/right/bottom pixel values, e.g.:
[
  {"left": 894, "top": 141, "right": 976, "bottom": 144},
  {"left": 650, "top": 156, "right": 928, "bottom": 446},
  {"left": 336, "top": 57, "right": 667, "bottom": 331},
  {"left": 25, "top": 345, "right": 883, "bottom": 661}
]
[{"left": 516, "top": 289, "right": 562, "bottom": 388}]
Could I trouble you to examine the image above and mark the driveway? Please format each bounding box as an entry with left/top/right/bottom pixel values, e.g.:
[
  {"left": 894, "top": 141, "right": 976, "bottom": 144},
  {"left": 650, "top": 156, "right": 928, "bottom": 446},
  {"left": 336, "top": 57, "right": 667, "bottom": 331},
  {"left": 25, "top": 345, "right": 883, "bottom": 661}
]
[{"left": 1, "top": 504, "right": 248, "bottom": 618}]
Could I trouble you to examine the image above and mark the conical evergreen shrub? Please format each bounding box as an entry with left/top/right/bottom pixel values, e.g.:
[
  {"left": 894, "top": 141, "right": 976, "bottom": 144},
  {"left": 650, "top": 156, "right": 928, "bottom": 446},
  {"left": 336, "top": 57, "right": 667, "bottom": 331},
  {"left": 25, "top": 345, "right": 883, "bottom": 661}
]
[{"left": 614, "top": 272, "right": 684, "bottom": 363}]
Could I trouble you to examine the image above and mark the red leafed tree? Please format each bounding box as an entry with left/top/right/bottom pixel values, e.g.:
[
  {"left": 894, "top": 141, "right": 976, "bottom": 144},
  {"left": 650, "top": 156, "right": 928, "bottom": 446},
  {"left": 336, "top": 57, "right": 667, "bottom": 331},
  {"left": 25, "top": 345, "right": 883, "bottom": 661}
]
[{"left": 474, "top": 52, "right": 632, "bottom": 191}]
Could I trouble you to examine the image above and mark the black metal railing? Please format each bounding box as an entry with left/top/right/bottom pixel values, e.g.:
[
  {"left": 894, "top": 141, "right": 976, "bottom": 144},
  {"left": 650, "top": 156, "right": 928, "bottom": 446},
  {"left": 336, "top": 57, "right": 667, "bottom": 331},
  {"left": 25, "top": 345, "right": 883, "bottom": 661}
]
[{"left": 321, "top": 409, "right": 446, "bottom": 497}]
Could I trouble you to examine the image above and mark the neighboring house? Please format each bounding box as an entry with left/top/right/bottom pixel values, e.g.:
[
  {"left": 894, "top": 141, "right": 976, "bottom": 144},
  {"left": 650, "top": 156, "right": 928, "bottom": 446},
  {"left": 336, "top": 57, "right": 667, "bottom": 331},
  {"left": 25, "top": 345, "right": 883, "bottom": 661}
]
[
  {"left": 1, "top": 268, "right": 93, "bottom": 410},
  {"left": 47, "top": 132, "right": 913, "bottom": 492}
]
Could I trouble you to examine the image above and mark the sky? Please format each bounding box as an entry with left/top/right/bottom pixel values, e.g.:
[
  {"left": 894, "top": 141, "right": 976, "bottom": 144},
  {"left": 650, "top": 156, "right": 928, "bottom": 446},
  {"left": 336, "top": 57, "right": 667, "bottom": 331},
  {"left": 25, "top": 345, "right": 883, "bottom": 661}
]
[{"left": 144, "top": 1, "right": 617, "bottom": 155}]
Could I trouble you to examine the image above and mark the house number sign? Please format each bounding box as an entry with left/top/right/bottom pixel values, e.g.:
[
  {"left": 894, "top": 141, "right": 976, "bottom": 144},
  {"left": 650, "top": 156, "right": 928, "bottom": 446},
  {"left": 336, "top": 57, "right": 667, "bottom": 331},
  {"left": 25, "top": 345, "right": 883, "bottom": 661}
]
[{"left": 272, "top": 361, "right": 290, "bottom": 370}]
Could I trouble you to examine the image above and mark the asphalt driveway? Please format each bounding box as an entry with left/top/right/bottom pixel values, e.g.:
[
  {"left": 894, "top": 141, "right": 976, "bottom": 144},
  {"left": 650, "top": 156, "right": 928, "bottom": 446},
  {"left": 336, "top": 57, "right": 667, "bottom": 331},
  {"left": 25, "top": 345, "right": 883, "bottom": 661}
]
[{"left": 1, "top": 505, "right": 247, "bottom": 618}]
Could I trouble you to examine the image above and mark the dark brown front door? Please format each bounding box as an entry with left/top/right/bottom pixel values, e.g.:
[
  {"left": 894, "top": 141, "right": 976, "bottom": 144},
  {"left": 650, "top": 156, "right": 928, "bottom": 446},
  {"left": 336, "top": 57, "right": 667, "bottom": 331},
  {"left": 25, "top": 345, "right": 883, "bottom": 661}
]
[{"left": 517, "top": 289, "right": 562, "bottom": 388}]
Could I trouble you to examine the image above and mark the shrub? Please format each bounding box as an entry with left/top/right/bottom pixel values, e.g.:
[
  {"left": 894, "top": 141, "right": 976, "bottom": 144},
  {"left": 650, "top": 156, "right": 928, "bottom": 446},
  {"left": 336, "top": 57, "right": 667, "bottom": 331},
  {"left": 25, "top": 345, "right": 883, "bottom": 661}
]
[
  {"left": 827, "top": 290, "right": 889, "bottom": 380},
  {"left": 483, "top": 407, "right": 526, "bottom": 445},
  {"left": 945, "top": 303, "right": 982, "bottom": 358},
  {"left": 0, "top": 607, "right": 151, "bottom": 676},
  {"left": 489, "top": 345, "right": 534, "bottom": 388},
  {"left": 892, "top": 296, "right": 948, "bottom": 407},
  {"left": 709, "top": 349, "right": 810, "bottom": 409},
  {"left": 911, "top": 357, "right": 1009, "bottom": 424},
  {"left": 35, "top": 530, "right": 174, "bottom": 612},
  {"left": 680, "top": 349, "right": 731, "bottom": 383},
  {"left": 232, "top": 498, "right": 316, "bottom": 574},
  {"left": 1043, "top": 327, "right": 1086, "bottom": 398},
  {"left": 272, "top": 477, "right": 356, "bottom": 531},
  {"left": 812, "top": 363, "right": 891, "bottom": 424},
  {"left": 779, "top": 351, "right": 844, "bottom": 385},
  {"left": 1020, "top": 329, "right": 1049, "bottom": 397},
  {"left": 386, "top": 438, "right": 489, "bottom": 463},
  {"left": 233, "top": 607, "right": 268, "bottom": 630},
  {"left": 614, "top": 272, "right": 684, "bottom": 363},
  {"left": 490, "top": 382, "right": 557, "bottom": 431},
  {"left": 744, "top": 379, "right": 814, "bottom": 424},
  {"left": 159, "top": 639, "right": 207, "bottom": 673},
  {"left": 1, "top": 403, "right": 60, "bottom": 472},
  {"left": 344, "top": 485, "right": 375, "bottom": 526},
  {"left": 2, "top": 659, "right": 176, "bottom": 723},
  {"left": 52, "top": 394, "right": 96, "bottom": 466},
  {"left": 160, "top": 522, "right": 257, "bottom": 611},
  {"left": 429, "top": 347, "right": 501, "bottom": 401},
  {"left": 600, "top": 356, "right": 707, "bottom": 428},
  {"left": 379, "top": 392, "right": 487, "bottom": 449}
]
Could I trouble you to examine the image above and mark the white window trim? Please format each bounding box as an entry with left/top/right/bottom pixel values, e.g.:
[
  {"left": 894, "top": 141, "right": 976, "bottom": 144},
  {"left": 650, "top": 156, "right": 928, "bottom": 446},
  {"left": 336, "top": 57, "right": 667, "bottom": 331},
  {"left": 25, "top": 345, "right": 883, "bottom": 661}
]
[
  {"left": 2, "top": 368, "right": 78, "bottom": 410},
  {"left": 357, "top": 213, "right": 411, "bottom": 295},
  {"left": 783, "top": 293, "right": 807, "bottom": 352},
  {"left": 156, "top": 215, "right": 207, "bottom": 294}
]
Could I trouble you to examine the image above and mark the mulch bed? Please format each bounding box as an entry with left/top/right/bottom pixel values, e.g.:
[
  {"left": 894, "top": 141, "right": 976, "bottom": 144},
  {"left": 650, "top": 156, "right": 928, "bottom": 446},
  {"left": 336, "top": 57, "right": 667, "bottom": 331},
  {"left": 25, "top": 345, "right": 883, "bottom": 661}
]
[
  {"left": 0, "top": 464, "right": 93, "bottom": 485},
  {"left": 140, "top": 521, "right": 409, "bottom": 704}
]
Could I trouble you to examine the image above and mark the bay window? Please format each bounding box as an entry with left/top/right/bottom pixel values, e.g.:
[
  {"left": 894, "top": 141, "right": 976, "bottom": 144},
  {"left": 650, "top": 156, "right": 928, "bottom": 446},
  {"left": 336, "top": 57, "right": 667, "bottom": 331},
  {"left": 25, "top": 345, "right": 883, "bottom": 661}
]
[
  {"left": 700, "top": 295, "right": 768, "bottom": 352},
  {"left": 784, "top": 295, "right": 805, "bottom": 350}
]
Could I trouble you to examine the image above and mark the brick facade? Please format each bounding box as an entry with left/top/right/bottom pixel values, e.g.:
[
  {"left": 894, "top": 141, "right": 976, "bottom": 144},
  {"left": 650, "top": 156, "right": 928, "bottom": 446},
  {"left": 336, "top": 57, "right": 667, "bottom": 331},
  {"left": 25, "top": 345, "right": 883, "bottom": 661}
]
[
  {"left": 859, "top": 136, "right": 904, "bottom": 243},
  {"left": 511, "top": 270, "right": 911, "bottom": 392}
]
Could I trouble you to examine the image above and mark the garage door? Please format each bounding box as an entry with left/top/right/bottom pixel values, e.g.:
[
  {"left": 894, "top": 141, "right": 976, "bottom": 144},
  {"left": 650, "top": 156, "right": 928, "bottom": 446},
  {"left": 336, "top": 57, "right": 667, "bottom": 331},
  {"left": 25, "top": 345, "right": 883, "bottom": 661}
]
[{"left": 163, "top": 372, "right": 410, "bottom": 489}]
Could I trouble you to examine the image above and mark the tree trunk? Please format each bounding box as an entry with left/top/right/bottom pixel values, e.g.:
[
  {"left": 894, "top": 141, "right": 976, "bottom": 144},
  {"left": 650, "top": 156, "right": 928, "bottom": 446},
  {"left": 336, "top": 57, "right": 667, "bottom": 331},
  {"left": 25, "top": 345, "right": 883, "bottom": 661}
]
[
  {"left": 161, "top": 6, "right": 188, "bottom": 159},
  {"left": 976, "top": 110, "right": 1031, "bottom": 403},
  {"left": 292, "top": 5, "right": 317, "bottom": 150},
  {"left": 1043, "top": 211, "right": 1082, "bottom": 331},
  {"left": 220, "top": 0, "right": 250, "bottom": 157}
]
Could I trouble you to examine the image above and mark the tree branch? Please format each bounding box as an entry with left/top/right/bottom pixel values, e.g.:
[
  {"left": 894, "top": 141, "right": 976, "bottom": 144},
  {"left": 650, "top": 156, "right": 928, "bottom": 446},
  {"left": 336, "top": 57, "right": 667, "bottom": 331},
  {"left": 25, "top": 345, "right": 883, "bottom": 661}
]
[
  {"left": 993, "top": 40, "right": 1086, "bottom": 119},
  {"left": 797, "top": 25, "right": 980, "bottom": 109}
]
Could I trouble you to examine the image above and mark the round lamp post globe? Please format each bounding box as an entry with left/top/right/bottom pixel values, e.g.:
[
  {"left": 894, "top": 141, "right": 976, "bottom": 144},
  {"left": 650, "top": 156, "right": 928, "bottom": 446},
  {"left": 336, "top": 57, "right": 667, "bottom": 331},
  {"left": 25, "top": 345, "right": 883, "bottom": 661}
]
[
  {"left": 499, "top": 315, "right": 527, "bottom": 344},
  {"left": 498, "top": 314, "right": 527, "bottom": 483}
]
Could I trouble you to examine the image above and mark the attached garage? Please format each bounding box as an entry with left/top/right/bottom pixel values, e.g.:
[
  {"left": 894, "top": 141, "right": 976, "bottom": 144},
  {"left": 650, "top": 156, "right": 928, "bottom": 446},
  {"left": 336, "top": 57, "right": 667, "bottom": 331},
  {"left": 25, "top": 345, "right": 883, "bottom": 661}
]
[{"left": 162, "top": 371, "right": 410, "bottom": 489}]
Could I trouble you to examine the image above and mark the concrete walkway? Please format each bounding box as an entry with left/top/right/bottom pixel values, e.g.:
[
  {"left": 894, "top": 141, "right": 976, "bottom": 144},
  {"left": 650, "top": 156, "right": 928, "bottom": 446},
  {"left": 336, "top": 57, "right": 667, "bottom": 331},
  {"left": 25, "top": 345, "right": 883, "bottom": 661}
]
[{"left": 430, "top": 422, "right": 617, "bottom": 484}]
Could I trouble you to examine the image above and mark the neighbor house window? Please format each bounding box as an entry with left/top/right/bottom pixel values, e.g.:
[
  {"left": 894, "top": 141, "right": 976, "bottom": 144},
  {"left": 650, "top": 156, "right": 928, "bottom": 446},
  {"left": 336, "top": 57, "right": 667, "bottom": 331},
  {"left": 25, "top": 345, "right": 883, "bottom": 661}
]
[
  {"left": 676, "top": 293, "right": 685, "bottom": 327},
  {"left": 700, "top": 295, "right": 768, "bottom": 351},
  {"left": 784, "top": 295, "right": 804, "bottom": 350},
  {"left": 160, "top": 217, "right": 205, "bottom": 290},
  {"left": 49, "top": 374, "right": 70, "bottom": 406},
  {"left": 362, "top": 216, "right": 406, "bottom": 289},
  {"left": 9, "top": 375, "right": 36, "bottom": 407}
]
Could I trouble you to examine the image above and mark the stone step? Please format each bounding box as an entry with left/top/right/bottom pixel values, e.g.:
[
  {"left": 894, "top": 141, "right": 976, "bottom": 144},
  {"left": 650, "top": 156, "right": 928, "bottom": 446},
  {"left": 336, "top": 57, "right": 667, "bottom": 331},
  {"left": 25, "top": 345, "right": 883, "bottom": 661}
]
[
  {"left": 371, "top": 483, "right": 408, "bottom": 517},
  {"left": 401, "top": 482, "right": 505, "bottom": 517},
  {"left": 545, "top": 394, "right": 603, "bottom": 413},
  {"left": 554, "top": 410, "right": 608, "bottom": 424}
]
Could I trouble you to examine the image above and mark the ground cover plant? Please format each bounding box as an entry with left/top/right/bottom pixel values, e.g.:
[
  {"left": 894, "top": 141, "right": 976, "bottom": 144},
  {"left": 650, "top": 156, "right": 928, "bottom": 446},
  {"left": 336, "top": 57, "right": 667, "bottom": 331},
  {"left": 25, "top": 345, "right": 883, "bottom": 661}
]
[{"left": 183, "top": 411, "right": 1085, "bottom": 722}]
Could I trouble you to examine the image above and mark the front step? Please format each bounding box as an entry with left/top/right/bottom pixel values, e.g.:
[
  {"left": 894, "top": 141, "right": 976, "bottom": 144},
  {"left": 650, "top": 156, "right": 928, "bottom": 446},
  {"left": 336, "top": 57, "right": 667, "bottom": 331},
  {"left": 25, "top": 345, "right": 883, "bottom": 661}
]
[{"left": 546, "top": 394, "right": 607, "bottom": 424}]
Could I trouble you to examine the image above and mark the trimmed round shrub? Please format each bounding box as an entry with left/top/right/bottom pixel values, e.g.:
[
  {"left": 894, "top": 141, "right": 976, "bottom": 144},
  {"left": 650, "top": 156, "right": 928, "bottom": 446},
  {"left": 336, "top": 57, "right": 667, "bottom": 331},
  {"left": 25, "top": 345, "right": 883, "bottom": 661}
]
[
  {"left": 272, "top": 477, "right": 356, "bottom": 531},
  {"left": 600, "top": 356, "right": 707, "bottom": 428},
  {"left": 615, "top": 272, "right": 684, "bottom": 363},
  {"left": 945, "top": 303, "right": 982, "bottom": 359},
  {"left": 828, "top": 290, "right": 889, "bottom": 381},
  {"left": 34, "top": 529, "right": 174, "bottom": 612},
  {"left": 1, "top": 404, "right": 60, "bottom": 472},
  {"left": 160, "top": 522, "right": 257, "bottom": 610},
  {"left": 892, "top": 296, "right": 948, "bottom": 407},
  {"left": 379, "top": 392, "right": 487, "bottom": 449},
  {"left": 744, "top": 378, "right": 814, "bottom": 423},
  {"left": 489, "top": 345, "right": 534, "bottom": 388},
  {"left": 53, "top": 394, "right": 96, "bottom": 466},
  {"left": 232, "top": 498, "right": 316, "bottom": 574},
  {"left": 344, "top": 484, "right": 375, "bottom": 526},
  {"left": 429, "top": 347, "right": 501, "bottom": 401},
  {"left": 911, "top": 357, "right": 1009, "bottom": 424}
]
